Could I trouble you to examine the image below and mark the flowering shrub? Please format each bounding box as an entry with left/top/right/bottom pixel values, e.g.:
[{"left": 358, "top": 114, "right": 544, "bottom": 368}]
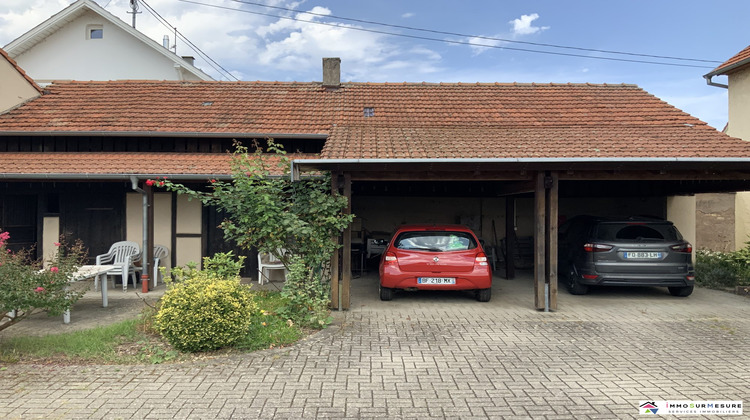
[
  {"left": 154, "top": 140, "right": 353, "bottom": 329},
  {"left": 0, "top": 231, "right": 87, "bottom": 332},
  {"left": 695, "top": 244, "right": 750, "bottom": 289},
  {"left": 156, "top": 271, "right": 255, "bottom": 352}
]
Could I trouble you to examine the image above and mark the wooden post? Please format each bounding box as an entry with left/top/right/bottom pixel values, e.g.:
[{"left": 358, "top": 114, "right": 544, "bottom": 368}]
[
  {"left": 330, "top": 173, "right": 340, "bottom": 310},
  {"left": 505, "top": 197, "right": 516, "bottom": 280},
  {"left": 547, "top": 172, "right": 559, "bottom": 310},
  {"left": 534, "top": 172, "right": 546, "bottom": 310},
  {"left": 342, "top": 173, "right": 352, "bottom": 310}
]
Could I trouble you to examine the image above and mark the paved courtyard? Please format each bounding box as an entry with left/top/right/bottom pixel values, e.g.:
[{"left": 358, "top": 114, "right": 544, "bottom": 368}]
[{"left": 1, "top": 273, "right": 748, "bottom": 419}]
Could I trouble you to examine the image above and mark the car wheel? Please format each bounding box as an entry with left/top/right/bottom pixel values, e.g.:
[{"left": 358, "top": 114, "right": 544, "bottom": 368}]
[
  {"left": 668, "top": 285, "right": 693, "bottom": 297},
  {"left": 477, "top": 288, "right": 491, "bottom": 302},
  {"left": 568, "top": 278, "right": 589, "bottom": 295},
  {"left": 379, "top": 285, "right": 393, "bottom": 301}
]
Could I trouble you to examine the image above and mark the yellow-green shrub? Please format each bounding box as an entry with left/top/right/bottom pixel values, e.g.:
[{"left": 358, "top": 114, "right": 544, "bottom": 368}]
[{"left": 155, "top": 272, "right": 255, "bottom": 352}]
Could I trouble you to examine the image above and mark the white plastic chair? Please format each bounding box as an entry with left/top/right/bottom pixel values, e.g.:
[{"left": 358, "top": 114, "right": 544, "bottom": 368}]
[
  {"left": 257, "top": 249, "right": 287, "bottom": 285},
  {"left": 95, "top": 241, "right": 141, "bottom": 291},
  {"left": 152, "top": 245, "right": 169, "bottom": 287}
]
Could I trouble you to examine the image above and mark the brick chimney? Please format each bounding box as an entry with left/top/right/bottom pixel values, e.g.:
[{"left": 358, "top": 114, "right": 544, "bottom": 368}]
[{"left": 322, "top": 57, "right": 341, "bottom": 88}]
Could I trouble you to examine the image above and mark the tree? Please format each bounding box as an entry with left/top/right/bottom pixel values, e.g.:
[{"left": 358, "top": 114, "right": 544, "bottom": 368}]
[{"left": 159, "top": 141, "right": 353, "bottom": 326}]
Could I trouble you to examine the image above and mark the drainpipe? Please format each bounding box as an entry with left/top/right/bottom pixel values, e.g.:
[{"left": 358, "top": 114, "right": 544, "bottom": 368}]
[
  {"left": 704, "top": 74, "right": 728, "bottom": 89},
  {"left": 130, "top": 176, "right": 149, "bottom": 293}
]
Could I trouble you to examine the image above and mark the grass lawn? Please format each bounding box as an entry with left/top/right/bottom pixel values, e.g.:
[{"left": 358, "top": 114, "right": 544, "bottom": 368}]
[{"left": 0, "top": 290, "right": 306, "bottom": 365}]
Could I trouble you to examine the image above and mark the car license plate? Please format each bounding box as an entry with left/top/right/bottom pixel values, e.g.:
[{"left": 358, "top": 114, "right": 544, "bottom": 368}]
[
  {"left": 624, "top": 252, "right": 662, "bottom": 259},
  {"left": 418, "top": 277, "right": 456, "bottom": 284}
]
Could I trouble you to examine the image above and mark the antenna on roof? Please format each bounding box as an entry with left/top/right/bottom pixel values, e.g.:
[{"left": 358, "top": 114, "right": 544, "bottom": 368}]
[{"left": 128, "top": 0, "right": 141, "bottom": 28}]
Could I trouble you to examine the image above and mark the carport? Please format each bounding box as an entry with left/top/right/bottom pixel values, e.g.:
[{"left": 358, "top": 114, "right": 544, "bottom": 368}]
[{"left": 294, "top": 157, "right": 750, "bottom": 311}]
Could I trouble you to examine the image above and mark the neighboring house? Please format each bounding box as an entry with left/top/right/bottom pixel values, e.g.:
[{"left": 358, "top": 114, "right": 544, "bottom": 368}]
[
  {"left": 3, "top": 0, "right": 212, "bottom": 84},
  {"left": 0, "top": 48, "right": 41, "bottom": 114},
  {"left": 2, "top": 58, "right": 750, "bottom": 309},
  {"left": 698, "top": 44, "right": 750, "bottom": 251}
]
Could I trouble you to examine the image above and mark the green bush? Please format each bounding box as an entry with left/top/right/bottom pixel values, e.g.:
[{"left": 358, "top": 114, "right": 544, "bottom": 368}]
[
  {"left": 155, "top": 272, "right": 255, "bottom": 352},
  {"left": 279, "top": 255, "right": 332, "bottom": 328},
  {"left": 695, "top": 246, "right": 750, "bottom": 289}
]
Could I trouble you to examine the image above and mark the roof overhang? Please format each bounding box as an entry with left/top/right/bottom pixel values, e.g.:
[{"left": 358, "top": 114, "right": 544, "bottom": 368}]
[{"left": 294, "top": 157, "right": 750, "bottom": 172}]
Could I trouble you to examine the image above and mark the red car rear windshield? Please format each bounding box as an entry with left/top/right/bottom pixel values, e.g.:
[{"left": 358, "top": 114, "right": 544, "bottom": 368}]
[
  {"left": 394, "top": 231, "right": 478, "bottom": 252},
  {"left": 593, "top": 223, "right": 682, "bottom": 241}
]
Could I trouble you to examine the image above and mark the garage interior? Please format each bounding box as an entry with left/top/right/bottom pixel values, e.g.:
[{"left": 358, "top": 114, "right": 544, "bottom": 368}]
[{"left": 316, "top": 164, "right": 750, "bottom": 312}]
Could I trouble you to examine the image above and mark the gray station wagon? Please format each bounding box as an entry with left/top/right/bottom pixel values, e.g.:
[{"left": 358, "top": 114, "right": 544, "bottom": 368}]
[{"left": 558, "top": 216, "right": 695, "bottom": 297}]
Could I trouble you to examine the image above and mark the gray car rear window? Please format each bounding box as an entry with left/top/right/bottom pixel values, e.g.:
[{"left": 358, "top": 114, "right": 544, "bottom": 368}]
[
  {"left": 593, "top": 223, "right": 682, "bottom": 241},
  {"left": 395, "top": 231, "right": 477, "bottom": 252}
]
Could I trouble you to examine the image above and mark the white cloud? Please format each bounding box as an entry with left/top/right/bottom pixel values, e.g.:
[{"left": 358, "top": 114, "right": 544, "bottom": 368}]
[
  {"left": 401, "top": 12, "right": 415, "bottom": 18},
  {"left": 509, "top": 13, "right": 549, "bottom": 36}
]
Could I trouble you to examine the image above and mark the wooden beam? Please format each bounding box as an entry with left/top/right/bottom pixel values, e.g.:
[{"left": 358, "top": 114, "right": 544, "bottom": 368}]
[
  {"left": 495, "top": 181, "right": 536, "bottom": 196},
  {"left": 505, "top": 197, "right": 516, "bottom": 280},
  {"left": 534, "top": 172, "right": 546, "bottom": 310},
  {"left": 329, "top": 173, "right": 340, "bottom": 310},
  {"left": 559, "top": 170, "right": 750, "bottom": 181},
  {"left": 348, "top": 171, "right": 534, "bottom": 182},
  {"left": 145, "top": 183, "right": 155, "bottom": 292},
  {"left": 547, "top": 172, "right": 558, "bottom": 310},
  {"left": 342, "top": 173, "right": 352, "bottom": 310}
]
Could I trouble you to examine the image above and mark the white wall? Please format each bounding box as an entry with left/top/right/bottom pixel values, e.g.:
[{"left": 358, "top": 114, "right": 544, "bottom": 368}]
[
  {"left": 667, "top": 195, "right": 697, "bottom": 258},
  {"left": 13, "top": 10, "right": 200, "bottom": 83}
]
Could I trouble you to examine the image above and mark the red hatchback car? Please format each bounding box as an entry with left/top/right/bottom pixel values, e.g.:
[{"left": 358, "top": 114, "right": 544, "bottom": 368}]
[{"left": 379, "top": 225, "right": 493, "bottom": 302}]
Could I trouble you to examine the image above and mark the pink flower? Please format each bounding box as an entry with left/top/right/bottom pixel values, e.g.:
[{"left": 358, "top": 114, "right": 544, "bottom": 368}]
[
  {"left": 145, "top": 179, "right": 155, "bottom": 186},
  {"left": 54, "top": 242, "right": 61, "bottom": 247},
  {"left": 35, "top": 287, "right": 45, "bottom": 293},
  {"left": 50, "top": 266, "right": 59, "bottom": 273}
]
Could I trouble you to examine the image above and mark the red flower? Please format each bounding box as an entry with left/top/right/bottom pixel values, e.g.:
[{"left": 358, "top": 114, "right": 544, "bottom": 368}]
[
  {"left": 210, "top": 179, "right": 217, "bottom": 183},
  {"left": 35, "top": 287, "right": 45, "bottom": 293},
  {"left": 145, "top": 179, "right": 155, "bottom": 186},
  {"left": 50, "top": 266, "right": 59, "bottom": 273}
]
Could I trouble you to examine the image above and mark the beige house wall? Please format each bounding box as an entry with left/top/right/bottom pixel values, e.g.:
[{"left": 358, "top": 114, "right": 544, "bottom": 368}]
[
  {"left": 667, "top": 195, "right": 696, "bottom": 260},
  {"left": 0, "top": 55, "right": 40, "bottom": 113},
  {"left": 175, "top": 195, "right": 203, "bottom": 269},
  {"left": 728, "top": 69, "right": 750, "bottom": 249},
  {"left": 42, "top": 216, "right": 60, "bottom": 267}
]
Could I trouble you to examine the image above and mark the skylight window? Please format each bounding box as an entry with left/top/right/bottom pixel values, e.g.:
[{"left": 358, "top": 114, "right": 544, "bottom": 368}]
[
  {"left": 363, "top": 107, "right": 375, "bottom": 117},
  {"left": 86, "top": 24, "right": 103, "bottom": 40}
]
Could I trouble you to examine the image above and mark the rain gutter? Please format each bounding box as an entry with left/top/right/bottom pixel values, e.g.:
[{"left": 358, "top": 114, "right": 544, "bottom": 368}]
[
  {"left": 703, "top": 74, "right": 728, "bottom": 89},
  {"left": 130, "top": 176, "right": 150, "bottom": 290},
  {"left": 0, "top": 131, "right": 329, "bottom": 139}
]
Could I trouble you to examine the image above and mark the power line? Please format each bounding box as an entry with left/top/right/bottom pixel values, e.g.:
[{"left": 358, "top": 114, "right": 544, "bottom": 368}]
[
  {"left": 227, "top": 0, "right": 722, "bottom": 65},
  {"left": 139, "top": 0, "right": 239, "bottom": 80},
  {"left": 176, "top": 0, "right": 717, "bottom": 69}
]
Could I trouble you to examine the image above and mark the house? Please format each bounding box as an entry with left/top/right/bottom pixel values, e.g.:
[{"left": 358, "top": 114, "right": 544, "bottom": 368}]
[
  {"left": 3, "top": 0, "right": 212, "bottom": 84},
  {"left": 2, "top": 58, "right": 750, "bottom": 310},
  {"left": 0, "top": 48, "right": 41, "bottom": 114},
  {"left": 699, "top": 44, "right": 750, "bottom": 251}
]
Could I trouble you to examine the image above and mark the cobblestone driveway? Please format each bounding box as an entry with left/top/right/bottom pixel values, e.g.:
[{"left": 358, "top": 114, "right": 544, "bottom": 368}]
[{"left": 2, "top": 274, "right": 748, "bottom": 419}]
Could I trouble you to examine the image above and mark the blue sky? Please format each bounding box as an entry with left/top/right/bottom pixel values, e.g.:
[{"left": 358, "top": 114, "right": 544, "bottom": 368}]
[{"left": 2, "top": 0, "right": 749, "bottom": 130}]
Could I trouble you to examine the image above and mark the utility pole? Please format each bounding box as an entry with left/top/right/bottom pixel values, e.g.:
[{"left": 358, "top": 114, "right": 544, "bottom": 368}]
[{"left": 127, "top": 0, "right": 141, "bottom": 28}]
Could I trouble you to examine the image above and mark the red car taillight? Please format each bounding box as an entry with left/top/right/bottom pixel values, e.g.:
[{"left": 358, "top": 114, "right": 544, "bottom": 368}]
[
  {"left": 383, "top": 252, "right": 397, "bottom": 265},
  {"left": 670, "top": 243, "right": 693, "bottom": 254},
  {"left": 583, "top": 243, "right": 613, "bottom": 252},
  {"left": 475, "top": 252, "right": 489, "bottom": 266}
]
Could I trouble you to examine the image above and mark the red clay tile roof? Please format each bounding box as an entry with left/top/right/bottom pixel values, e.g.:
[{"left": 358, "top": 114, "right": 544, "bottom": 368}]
[
  {"left": 1, "top": 80, "right": 748, "bottom": 163},
  {"left": 706, "top": 44, "right": 750, "bottom": 76},
  {"left": 0, "top": 47, "right": 43, "bottom": 94},
  {"left": 0, "top": 152, "right": 316, "bottom": 178}
]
